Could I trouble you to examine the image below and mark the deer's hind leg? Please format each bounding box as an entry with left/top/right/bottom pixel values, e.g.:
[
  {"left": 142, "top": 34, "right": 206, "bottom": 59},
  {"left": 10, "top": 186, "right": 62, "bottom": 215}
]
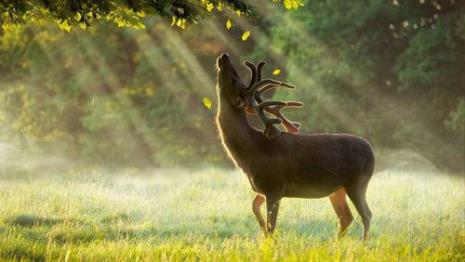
[
  {"left": 252, "top": 194, "right": 266, "bottom": 233},
  {"left": 329, "top": 187, "right": 353, "bottom": 239},
  {"left": 346, "top": 176, "right": 372, "bottom": 240}
]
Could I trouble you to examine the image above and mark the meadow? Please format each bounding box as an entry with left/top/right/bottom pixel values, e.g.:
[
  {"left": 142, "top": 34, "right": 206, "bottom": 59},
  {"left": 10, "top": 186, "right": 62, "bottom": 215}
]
[{"left": 0, "top": 168, "right": 463, "bottom": 261}]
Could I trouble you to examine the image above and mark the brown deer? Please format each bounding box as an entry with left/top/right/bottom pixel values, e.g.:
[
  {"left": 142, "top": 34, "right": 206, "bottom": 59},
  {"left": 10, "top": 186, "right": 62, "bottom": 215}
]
[{"left": 215, "top": 53, "right": 375, "bottom": 239}]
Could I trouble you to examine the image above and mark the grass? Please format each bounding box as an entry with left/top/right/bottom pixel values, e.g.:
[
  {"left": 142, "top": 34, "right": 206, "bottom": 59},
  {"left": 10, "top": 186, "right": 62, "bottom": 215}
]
[{"left": 0, "top": 168, "right": 464, "bottom": 261}]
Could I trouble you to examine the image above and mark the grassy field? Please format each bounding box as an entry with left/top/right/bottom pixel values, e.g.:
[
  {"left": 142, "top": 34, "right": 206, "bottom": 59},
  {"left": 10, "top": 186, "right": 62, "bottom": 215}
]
[{"left": 0, "top": 168, "right": 464, "bottom": 261}]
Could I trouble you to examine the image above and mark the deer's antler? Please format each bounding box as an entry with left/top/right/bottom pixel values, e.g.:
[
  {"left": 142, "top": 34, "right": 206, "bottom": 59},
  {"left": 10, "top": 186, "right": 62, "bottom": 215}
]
[
  {"left": 244, "top": 61, "right": 257, "bottom": 88},
  {"left": 264, "top": 101, "right": 303, "bottom": 134},
  {"left": 243, "top": 61, "right": 303, "bottom": 138}
]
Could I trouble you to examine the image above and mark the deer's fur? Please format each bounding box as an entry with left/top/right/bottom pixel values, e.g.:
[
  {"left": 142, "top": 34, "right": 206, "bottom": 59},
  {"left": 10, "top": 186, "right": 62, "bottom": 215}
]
[{"left": 215, "top": 53, "right": 375, "bottom": 239}]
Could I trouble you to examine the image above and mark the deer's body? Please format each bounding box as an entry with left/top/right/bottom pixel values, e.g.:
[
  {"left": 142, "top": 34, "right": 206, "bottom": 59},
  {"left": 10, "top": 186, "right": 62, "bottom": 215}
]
[
  {"left": 215, "top": 53, "right": 375, "bottom": 239},
  {"left": 218, "top": 101, "right": 374, "bottom": 199}
]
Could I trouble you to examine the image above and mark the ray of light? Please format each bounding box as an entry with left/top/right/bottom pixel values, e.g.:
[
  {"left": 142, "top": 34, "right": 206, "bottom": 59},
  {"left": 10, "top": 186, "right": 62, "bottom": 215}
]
[
  {"left": 226, "top": 13, "right": 361, "bottom": 133},
  {"left": 69, "top": 30, "right": 160, "bottom": 161},
  {"left": 157, "top": 24, "right": 216, "bottom": 96},
  {"left": 227, "top": 5, "right": 452, "bottom": 153}
]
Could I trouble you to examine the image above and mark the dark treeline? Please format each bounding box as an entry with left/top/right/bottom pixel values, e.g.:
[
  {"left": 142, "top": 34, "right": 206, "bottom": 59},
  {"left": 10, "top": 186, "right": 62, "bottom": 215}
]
[{"left": 0, "top": 0, "right": 463, "bottom": 173}]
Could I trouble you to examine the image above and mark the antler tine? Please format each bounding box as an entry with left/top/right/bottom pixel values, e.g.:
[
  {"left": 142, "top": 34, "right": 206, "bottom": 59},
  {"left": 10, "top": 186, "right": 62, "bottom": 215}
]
[
  {"left": 254, "top": 82, "right": 295, "bottom": 103},
  {"left": 248, "top": 79, "right": 279, "bottom": 95},
  {"left": 284, "top": 101, "right": 303, "bottom": 108},
  {"left": 256, "top": 106, "right": 282, "bottom": 139},
  {"left": 256, "top": 61, "right": 266, "bottom": 82},
  {"left": 249, "top": 79, "right": 296, "bottom": 96},
  {"left": 249, "top": 80, "right": 295, "bottom": 105},
  {"left": 257, "top": 82, "right": 296, "bottom": 95},
  {"left": 257, "top": 101, "right": 287, "bottom": 110},
  {"left": 244, "top": 61, "right": 257, "bottom": 89},
  {"left": 268, "top": 109, "right": 299, "bottom": 133},
  {"left": 263, "top": 101, "right": 304, "bottom": 134},
  {"left": 256, "top": 100, "right": 302, "bottom": 137}
]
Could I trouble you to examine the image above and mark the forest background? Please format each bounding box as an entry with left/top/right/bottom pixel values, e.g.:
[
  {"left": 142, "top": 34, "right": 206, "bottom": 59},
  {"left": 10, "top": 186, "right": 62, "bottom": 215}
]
[{"left": 0, "top": 0, "right": 463, "bottom": 174}]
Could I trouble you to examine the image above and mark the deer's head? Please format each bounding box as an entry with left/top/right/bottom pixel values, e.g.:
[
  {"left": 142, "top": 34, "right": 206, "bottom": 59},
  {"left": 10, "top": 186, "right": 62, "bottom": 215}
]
[
  {"left": 216, "top": 53, "right": 303, "bottom": 138},
  {"left": 216, "top": 53, "right": 246, "bottom": 110}
]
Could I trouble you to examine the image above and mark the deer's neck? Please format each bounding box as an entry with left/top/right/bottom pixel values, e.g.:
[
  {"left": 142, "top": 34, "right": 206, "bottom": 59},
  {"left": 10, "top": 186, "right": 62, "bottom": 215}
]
[{"left": 216, "top": 96, "right": 260, "bottom": 167}]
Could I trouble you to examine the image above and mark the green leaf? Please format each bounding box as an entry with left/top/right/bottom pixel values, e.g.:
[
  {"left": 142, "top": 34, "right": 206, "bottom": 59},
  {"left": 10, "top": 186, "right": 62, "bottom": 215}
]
[
  {"left": 226, "top": 19, "right": 233, "bottom": 30},
  {"left": 203, "top": 97, "right": 212, "bottom": 110},
  {"left": 57, "top": 19, "right": 72, "bottom": 32},
  {"left": 241, "top": 31, "right": 250, "bottom": 41},
  {"left": 283, "top": 0, "right": 304, "bottom": 10}
]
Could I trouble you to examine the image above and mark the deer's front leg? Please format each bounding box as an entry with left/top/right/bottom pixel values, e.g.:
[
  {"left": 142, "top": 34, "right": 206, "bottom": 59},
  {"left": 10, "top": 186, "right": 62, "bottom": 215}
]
[
  {"left": 252, "top": 194, "right": 266, "bottom": 233},
  {"left": 265, "top": 194, "right": 281, "bottom": 235}
]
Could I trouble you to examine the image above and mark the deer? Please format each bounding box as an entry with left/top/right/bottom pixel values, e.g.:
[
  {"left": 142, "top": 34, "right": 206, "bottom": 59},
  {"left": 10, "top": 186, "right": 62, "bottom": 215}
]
[{"left": 215, "top": 53, "right": 375, "bottom": 240}]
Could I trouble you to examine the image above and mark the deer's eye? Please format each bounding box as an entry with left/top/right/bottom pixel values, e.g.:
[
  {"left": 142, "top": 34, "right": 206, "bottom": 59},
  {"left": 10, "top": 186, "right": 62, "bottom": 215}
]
[{"left": 231, "top": 78, "right": 240, "bottom": 88}]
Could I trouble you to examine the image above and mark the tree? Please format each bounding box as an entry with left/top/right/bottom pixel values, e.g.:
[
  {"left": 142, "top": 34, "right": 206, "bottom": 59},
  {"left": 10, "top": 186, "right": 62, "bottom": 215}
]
[
  {"left": 0, "top": 21, "right": 224, "bottom": 167},
  {"left": 0, "top": 0, "right": 304, "bottom": 168},
  {"left": 0, "top": 0, "right": 303, "bottom": 30}
]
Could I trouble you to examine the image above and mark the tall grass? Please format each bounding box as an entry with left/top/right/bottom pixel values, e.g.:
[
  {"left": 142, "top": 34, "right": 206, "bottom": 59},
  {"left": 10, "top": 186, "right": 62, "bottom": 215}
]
[{"left": 0, "top": 168, "right": 463, "bottom": 261}]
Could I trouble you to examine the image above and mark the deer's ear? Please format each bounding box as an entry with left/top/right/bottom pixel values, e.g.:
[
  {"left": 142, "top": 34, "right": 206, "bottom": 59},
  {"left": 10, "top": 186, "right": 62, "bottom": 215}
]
[{"left": 233, "top": 97, "right": 244, "bottom": 108}]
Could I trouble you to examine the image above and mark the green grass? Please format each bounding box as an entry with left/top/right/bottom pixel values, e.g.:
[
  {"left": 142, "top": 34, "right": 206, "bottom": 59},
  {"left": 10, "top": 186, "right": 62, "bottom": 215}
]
[{"left": 0, "top": 168, "right": 464, "bottom": 261}]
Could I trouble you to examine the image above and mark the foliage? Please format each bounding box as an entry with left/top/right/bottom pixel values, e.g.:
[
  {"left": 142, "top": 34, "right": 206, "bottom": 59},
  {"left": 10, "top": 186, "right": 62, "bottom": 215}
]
[
  {"left": 445, "top": 98, "right": 465, "bottom": 134},
  {"left": 0, "top": 21, "right": 228, "bottom": 167},
  {"left": 0, "top": 169, "right": 463, "bottom": 260},
  {"left": 266, "top": 0, "right": 465, "bottom": 171},
  {"left": 0, "top": 0, "right": 463, "bottom": 172},
  {"left": 0, "top": 0, "right": 255, "bottom": 30}
]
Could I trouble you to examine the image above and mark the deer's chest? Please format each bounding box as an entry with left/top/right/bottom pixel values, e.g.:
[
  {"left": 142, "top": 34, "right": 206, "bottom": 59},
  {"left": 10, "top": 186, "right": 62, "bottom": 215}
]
[
  {"left": 244, "top": 167, "right": 285, "bottom": 195},
  {"left": 247, "top": 176, "right": 265, "bottom": 194}
]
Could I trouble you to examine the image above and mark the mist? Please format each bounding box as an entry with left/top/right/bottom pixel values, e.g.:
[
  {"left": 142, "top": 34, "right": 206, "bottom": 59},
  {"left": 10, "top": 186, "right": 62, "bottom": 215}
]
[{"left": 0, "top": 0, "right": 464, "bottom": 260}]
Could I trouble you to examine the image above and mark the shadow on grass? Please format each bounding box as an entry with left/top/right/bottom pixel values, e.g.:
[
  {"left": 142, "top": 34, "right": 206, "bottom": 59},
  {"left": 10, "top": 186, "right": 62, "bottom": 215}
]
[
  {"left": 100, "top": 212, "right": 134, "bottom": 223},
  {"left": 4, "top": 213, "right": 343, "bottom": 244},
  {"left": 7, "top": 214, "right": 65, "bottom": 227},
  {"left": 1, "top": 245, "right": 45, "bottom": 262},
  {"left": 0, "top": 215, "right": 353, "bottom": 261}
]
